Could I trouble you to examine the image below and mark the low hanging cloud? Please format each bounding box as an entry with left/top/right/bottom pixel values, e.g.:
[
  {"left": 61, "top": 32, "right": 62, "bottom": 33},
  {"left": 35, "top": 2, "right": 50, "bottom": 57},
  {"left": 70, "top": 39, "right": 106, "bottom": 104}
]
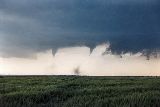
[
  {"left": 0, "top": 0, "right": 160, "bottom": 58},
  {"left": 0, "top": 44, "right": 160, "bottom": 76},
  {"left": 0, "top": 0, "right": 160, "bottom": 76}
]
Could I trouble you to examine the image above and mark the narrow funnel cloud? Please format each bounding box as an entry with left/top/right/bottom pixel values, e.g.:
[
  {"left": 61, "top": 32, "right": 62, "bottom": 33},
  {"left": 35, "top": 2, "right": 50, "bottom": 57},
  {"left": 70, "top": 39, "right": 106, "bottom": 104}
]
[{"left": 0, "top": 43, "right": 160, "bottom": 76}]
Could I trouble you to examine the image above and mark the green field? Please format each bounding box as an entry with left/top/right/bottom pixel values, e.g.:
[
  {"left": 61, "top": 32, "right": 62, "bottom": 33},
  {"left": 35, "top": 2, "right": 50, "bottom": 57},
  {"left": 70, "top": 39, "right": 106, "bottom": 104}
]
[{"left": 1, "top": 76, "right": 160, "bottom": 107}]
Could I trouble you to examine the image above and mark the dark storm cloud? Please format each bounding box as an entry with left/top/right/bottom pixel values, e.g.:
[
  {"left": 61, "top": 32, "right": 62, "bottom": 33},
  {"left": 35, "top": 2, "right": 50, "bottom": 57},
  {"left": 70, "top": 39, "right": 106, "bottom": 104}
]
[{"left": 0, "top": 0, "right": 160, "bottom": 57}]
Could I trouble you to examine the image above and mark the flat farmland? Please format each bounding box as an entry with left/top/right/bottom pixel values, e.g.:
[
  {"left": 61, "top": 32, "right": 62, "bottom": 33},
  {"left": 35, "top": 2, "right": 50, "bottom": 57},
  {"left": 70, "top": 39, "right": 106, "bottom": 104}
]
[{"left": 1, "top": 76, "right": 160, "bottom": 107}]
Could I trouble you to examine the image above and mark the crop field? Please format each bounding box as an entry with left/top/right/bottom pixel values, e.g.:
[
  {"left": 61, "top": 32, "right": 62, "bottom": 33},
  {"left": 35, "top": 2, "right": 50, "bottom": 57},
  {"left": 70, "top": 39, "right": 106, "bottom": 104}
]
[{"left": 1, "top": 76, "right": 160, "bottom": 107}]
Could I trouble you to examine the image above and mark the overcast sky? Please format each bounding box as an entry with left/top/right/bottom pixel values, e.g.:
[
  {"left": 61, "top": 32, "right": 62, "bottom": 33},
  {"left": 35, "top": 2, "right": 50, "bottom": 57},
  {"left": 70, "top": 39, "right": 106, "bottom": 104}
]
[
  {"left": 0, "top": 0, "right": 160, "bottom": 57},
  {"left": 0, "top": 0, "right": 160, "bottom": 75}
]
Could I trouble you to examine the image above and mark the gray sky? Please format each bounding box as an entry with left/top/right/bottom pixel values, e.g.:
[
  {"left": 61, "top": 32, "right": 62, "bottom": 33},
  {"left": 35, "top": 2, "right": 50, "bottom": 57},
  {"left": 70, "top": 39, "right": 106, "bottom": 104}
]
[
  {"left": 0, "top": 0, "right": 160, "bottom": 57},
  {"left": 1, "top": 0, "right": 160, "bottom": 76}
]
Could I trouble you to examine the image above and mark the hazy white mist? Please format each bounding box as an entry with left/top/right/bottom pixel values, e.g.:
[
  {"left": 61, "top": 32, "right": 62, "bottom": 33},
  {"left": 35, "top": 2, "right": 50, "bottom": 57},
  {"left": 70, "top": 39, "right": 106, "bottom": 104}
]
[{"left": 0, "top": 43, "right": 160, "bottom": 76}]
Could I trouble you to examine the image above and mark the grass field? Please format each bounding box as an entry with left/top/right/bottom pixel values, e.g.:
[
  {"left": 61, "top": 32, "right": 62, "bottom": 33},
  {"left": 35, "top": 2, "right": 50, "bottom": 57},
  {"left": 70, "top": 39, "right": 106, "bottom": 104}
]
[{"left": 1, "top": 76, "right": 160, "bottom": 107}]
